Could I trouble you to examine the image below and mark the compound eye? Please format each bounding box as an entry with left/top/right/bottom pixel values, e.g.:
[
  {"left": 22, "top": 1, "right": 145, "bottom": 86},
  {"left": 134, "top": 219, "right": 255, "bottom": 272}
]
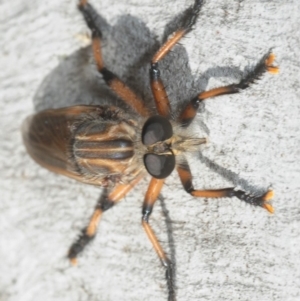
[
  {"left": 144, "top": 153, "right": 175, "bottom": 179},
  {"left": 142, "top": 116, "right": 173, "bottom": 145}
]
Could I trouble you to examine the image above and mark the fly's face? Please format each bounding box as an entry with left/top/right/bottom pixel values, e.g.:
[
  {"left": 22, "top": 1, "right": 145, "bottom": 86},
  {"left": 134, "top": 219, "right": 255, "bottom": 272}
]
[{"left": 141, "top": 115, "right": 206, "bottom": 179}]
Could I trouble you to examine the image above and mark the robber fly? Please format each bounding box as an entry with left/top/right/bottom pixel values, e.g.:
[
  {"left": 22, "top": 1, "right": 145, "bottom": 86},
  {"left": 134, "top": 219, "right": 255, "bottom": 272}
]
[{"left": 22, "top": 0, "right": 278, "bottom": 300}]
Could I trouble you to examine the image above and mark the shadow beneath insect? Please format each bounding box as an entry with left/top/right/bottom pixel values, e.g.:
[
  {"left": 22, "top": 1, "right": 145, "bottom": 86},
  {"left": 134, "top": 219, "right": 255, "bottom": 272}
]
[
  {"left": 198, "top": 153, "right": 270, "bottom": 195},
  {"left": 33, "top": 11, "right": 242, "bottom": 124},
  {"left": 32, "top": 6, "right": 267, "bottom": 299}
]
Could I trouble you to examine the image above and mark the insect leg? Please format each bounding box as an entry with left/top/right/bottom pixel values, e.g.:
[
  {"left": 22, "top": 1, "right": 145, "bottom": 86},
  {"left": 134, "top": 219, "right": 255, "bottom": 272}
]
[
  {"left": 142, "top": 178, "right": 176, "bottom": 301},
  {"left": 78, "top": 1, "right": 150, "bottom": 117},
  {"left": 179, "top": 51, "right": 279, "bottom": 127},
  {"left": 177, "top": 159, "right": 274, "bottom": 213},
  {"left": 68, "top": 176, "right": 142, "bottom": 265},
  {"left": 150, "top": 0, "right": 204, "bottom": 117}
]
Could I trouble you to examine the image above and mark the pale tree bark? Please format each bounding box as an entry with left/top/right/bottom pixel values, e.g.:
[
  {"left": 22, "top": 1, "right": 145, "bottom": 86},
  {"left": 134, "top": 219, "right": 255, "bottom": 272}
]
[{"left": 0, "top": 1, "right": 300, "bottom": 301}]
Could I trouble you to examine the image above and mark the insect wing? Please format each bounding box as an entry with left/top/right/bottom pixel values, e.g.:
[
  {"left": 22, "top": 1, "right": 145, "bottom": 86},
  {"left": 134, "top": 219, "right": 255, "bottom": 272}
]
[{"left": 22, "top": 106, "right": 97, "bottom": 182}]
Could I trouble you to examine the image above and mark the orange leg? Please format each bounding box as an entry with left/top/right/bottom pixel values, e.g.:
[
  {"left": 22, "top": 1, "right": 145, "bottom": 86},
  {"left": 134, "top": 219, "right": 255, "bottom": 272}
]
[
  {"left": 78, "top": 1, "right": 150, "bottom": 117},
  {"left": 142, "top": 178, "right": 175, "bottom": 300},
  {"left": 68, "top": 176, "right": 142, "bottom": 264},
  {"left": 150, "top": 64, "right": 171, "bottom": 117},
  {"left": 177, "top": 159, "right": 274, "bottom": 213},
  {"left": 150, "top": 0, "right": 204, "bottom": 117},
  {"left": 179, "top": 50, "right": 279, "bottom": 127}
]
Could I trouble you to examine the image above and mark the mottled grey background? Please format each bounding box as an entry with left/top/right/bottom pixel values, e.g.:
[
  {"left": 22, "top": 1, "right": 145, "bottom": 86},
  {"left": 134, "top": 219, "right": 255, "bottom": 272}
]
[{"left": 1, "top": 1, "right": 300, "bottom": 301}]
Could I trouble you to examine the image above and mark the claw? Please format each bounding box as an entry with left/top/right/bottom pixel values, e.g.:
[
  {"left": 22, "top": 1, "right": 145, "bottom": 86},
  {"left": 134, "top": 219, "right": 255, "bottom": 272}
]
[
  {"left": 265, "top": 53, "right": 276, "bottom": 65},
  {"left": 262, "top": 203, "right": 274, "bottom": 214},
  {"left": 78, "top": 0, "right": 88, "bottom": 7},
  {"left": 262, "top": 190, "right": 274, "bottom": 201},
  {"left": 267, "top": 66, "right": 279, "bottom": 74},
  {"left": 265, "top": 53, "right": 279, "bottom": 74},
  {"left": 70, "top": 257, "right": 78, "bottom": 266},
  {"left": 261, "top": 190, "right": 275, "bottom": 213}
]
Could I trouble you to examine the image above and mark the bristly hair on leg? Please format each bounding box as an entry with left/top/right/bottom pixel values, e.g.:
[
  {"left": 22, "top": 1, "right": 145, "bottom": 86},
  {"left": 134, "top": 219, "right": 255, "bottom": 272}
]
[
  {"left": 182, "top": 0, "right": 205, "bottom": 33},
  {"left": 236, "top": 49, "right": 279, "bottom": 91}
]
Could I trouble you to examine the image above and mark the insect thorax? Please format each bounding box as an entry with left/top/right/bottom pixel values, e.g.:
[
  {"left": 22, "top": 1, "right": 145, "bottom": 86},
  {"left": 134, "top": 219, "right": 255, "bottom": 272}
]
[{"left": 72, "top": 108, "right": 144, "bottom": 186}]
